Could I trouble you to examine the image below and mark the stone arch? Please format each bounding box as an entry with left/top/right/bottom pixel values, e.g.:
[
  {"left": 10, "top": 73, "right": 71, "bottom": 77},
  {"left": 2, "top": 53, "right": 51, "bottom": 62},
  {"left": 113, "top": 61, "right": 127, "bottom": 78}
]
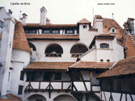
[
  {"left": 29, "top": 42, "right": 36, "bottom": 51},
  {"left": 70, "top": 43, "right": 88, "bottom": 57},
  {"left": 28, "top": 94, "right": 46, "bottom": 101},
  {"left": 45, "top": 43, "right": 63, "bottom": 57},
  {"left": 54, "top": 94, "right": 77, "bottom": 101}
]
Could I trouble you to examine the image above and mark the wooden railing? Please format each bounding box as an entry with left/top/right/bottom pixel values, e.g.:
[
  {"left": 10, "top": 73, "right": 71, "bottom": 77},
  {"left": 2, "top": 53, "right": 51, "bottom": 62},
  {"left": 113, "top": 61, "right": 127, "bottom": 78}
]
[{"left": 25, "top": 81, "right": 71, "bottom": 92}]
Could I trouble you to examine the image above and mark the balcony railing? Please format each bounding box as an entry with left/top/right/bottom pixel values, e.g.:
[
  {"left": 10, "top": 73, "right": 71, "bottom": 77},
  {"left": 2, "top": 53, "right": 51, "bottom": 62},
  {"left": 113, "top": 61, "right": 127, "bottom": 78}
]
[
  {"left": 45, "top": 53, "right": 62, "bottom": 57},
  {"left": 25, "top": 81, "right": 71, "bottom": 92},
  {"left": 71, "top": 53, "right": 83, "bottom": 57}
]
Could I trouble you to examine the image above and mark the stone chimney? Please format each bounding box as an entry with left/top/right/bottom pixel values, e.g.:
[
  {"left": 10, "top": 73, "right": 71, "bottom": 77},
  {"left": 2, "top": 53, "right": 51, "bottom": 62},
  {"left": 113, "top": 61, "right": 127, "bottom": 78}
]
[
  {"left": 93, "top": 15, "right": 103, "bottom": 33},
  {"left": 40, "top": 6, "right": 47, "bottom": 25},
  {"left": 21, "top": 13, "right": 27, "bottom": 25}
]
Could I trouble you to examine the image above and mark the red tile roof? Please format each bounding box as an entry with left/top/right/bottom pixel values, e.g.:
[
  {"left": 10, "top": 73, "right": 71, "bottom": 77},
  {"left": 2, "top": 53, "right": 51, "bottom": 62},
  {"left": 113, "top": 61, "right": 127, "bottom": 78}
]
[
  {"left": 0, "top": 93, "right": 21, "bottom": 101},
  {"left": 96, "top": 34, "right": 115, "bottom": 39},
  {"left": 25, "top": 62, "right": 75, "bottom": 70},
  {"left": 97, "top": 56, "right": 135, "bottom": 78},
  {"left": 13, "top": 21, "right": 31, "bottom": 52},
  {"left": 77, "top": 18, "right": 91, "bottom": 24},
  {"left": 70, "top": 61, "right": 114, "bottom": 69},
  {"left": 123, "top": 35, "right": 135, "bottom": 58},
  {"left": 103, "top": 18, "right": 124, "bottom": 39},
  {"left": 24, "top": 23, "right": 77, "bottom": 28},
  {"left": 26, "top": 34, "right": 79, "bottom": 40}
]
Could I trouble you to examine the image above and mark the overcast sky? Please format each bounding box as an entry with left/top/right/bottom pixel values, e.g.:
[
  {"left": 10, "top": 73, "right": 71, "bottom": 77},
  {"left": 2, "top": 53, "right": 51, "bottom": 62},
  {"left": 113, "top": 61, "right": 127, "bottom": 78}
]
[{"left": 0, "top": 0, "right": 135, "bottom": 27}]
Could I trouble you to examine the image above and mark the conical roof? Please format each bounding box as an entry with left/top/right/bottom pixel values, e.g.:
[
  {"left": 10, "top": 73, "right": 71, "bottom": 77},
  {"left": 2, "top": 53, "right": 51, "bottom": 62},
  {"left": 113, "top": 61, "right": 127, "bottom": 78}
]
[{"left": 13, "top": 21, "right": 31, "bottom": 52}]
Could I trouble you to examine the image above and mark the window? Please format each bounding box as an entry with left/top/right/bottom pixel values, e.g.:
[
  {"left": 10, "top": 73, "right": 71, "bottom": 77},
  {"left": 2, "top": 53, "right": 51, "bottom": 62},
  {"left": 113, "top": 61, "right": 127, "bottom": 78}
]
[
  {"left": 0, "top": 21, "right": 3, "bottom": 28},
  {"left": 72, "top": 71, "right": 80, "bottom": 81},
  {"left": 100, "top": 43, "right": 109, "bottom": 49},
  {"left": 83, "top": 25, "right": 87, "bottom": 29},
  {"left": 42, "top": 30, "right": 50, "bottom": 34},
  {"left": 54, "top": 72, "right": 62, "bottom": 80},
  {"left": 25, "top": 30, "right": 37, "bottom": 34},
  {"left": 20, "top": 71, "right": 24, "bottom": 80},
  {"left": 18, "top": 85, "right": 23, "bottom": 95},
  {"left": 43, "top": 72, "right": 51, "bottom": 81},
  {"left": 70, "top": 44, "right": 88, "bottom": 57},
  {"left": 45, "top": 44, "right": 63, "bottom": 57},
  {"left": 36, "top": 99, "right": 42, "bottom": 101},
  {"left": 100, "top": 59, "right": 103, "bottom": 62},
  {"left": 52, "top": 30, "right": 59, "bottom": 34},
  {"left": 107, "top": 59, "right": 110, "bottom": 62},
  {"left": 112, "top": 29, "right": 115, "bottom": 33},
  {"left": 65, "top": 30, "right": 74, "bottom": 34}
]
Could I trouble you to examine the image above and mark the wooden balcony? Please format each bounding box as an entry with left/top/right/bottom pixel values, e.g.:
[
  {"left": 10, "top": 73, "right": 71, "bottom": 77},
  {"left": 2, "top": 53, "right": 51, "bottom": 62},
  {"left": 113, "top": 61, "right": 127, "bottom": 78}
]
[{"left": 25, "top": 81, "right": 71, "bottom": 92}]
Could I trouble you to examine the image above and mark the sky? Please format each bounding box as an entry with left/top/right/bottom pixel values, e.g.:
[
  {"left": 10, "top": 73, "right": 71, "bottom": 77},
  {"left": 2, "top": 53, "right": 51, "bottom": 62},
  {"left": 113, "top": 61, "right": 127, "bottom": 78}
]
[{"left": 0, "top": 0, "right": 135, "bottom": 27}]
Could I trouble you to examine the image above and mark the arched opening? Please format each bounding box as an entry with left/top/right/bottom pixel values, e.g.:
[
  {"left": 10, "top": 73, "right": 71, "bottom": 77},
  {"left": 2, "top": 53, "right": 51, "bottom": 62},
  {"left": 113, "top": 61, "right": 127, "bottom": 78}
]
[
  {"left": 28, "top": 94, "right": 46, "bottom": 101},
  {"left": 70, "top": 44, "right": 88, "bottom": 57},
  {"left": 29, "top": 42, "right": 36, "bottom": 51},
  {"left": 54, "top": 94, "right": 76, "bottom": 101},
  {"left": 100, "top": 43, "right": 109, "bottom": 49},
  {"left": 45, "top": 44, "right": 63, "bottom": 57},
  {"left": 87, "top": 93, "right": 101, "bottom": 101},
  {"left": 29, "top": 42, "right": 36, "bottom": 61}
]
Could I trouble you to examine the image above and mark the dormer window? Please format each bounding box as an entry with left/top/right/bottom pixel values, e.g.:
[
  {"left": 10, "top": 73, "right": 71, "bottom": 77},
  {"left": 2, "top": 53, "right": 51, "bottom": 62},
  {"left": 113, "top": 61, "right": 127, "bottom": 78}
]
[
  {"left": 100, "top": 43, "right": 109, "bottom": 49},
  {"left": 110, "top": 27, "right": 116, "bottom": 33},
  {"left": 83, "top": 25, "right": 87, "bottom": 29}
]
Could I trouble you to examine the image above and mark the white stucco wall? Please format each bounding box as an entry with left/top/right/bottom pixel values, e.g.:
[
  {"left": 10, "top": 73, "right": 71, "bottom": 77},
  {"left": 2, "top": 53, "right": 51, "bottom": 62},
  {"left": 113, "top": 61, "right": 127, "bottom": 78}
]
[
  {"left": 10, "top": 61, "right": 24, "bottom": 95},
  {"left": 12, "top": 49, "right": 30, "bottom": 67}
]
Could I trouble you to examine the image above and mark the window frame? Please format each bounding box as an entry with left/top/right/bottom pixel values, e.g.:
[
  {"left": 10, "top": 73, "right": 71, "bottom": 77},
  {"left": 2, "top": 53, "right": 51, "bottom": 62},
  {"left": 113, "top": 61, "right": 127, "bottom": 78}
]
[{"left": 100, "top": 43, "right": 109, "bottom": 49}]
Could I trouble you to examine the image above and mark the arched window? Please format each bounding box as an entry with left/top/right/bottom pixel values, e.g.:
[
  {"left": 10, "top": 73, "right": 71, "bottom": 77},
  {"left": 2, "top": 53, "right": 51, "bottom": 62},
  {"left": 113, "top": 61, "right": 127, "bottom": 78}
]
[
  {"left": 29, "top": 42, "right": 36, "bottom": 51},
  {"left": 100, "top": 43, "right": 109, "bottom": 49},
  {"left": 45, "top": 44, "right": 63, "bottom": 57},
  {"left": 70, "top": 44, "right": 88, "bottom": 57}
]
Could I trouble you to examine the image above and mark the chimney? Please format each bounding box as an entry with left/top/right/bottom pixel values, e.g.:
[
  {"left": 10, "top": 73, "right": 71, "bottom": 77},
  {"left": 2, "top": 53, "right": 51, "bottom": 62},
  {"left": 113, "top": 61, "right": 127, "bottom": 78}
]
[
  {"left": 93, "top": 15, "right": 103, "bottom": 33},
  {"left": 8, "top": 9, "right": 12, "bottom": 16},
  {"left": 127, "top": 18, "right": 135, "bottom": 34},
  {"left": 21, "top": 13, "right": 27, "bottom": 25},
  {"left": 40, "top": 6, "right": 47, "bottom": 25}
]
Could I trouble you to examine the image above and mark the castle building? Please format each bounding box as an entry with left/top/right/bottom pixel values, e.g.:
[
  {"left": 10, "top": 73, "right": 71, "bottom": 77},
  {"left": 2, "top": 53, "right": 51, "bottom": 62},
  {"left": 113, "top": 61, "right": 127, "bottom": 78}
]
[{"left": 0, "top": 6, "right": 135, "bottom": 101}]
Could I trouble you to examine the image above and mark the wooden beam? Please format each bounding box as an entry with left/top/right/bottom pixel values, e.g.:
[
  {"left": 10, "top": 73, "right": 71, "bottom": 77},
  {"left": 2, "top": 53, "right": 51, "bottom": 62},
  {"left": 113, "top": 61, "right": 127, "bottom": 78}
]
[
  {"left": 129, "top": 94, "right": 134, "bottom": 101},
  {"left": 80, "top": 71, "right": 88, "bottom": 91},
  {"left": 119, "top": 93, "right": 123, "bottom": 101}
]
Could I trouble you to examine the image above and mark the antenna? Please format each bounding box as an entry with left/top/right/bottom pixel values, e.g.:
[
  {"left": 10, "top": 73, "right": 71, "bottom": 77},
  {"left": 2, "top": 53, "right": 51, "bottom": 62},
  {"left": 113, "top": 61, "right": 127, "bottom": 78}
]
[
  {"left": 112, "top": 13, "right": 114, "bottom": 19},
  {"left": 19, "top": 11, "right": 22, "bottom": 20}
]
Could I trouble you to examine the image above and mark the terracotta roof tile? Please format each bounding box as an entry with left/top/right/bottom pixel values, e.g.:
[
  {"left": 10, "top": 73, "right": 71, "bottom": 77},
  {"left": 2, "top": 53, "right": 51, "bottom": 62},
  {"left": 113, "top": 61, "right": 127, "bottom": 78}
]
[
  {"left": 0, "top": 93, "right": 21, "bottom": 101},
  {"left": 123, "top": 35, "right": 135, "bottom": 58},
  {"left": 97, "top": 56, "right": 135, "bottom": 78},
  {"left": 95, "top": 15, "right": 102, "bottom": 19},
  {"left": 96, "top": 34, "right": 115, "bottom": 39},
  {"left": 13, "top": 21, "right": 31, "bottom": 52},
  {"left": 26, "top": 34, "right": 79, "bottom": 40},
  {"left": 24, "top": 23, "right": 77, "bottom": 28},
  {"left": 103, "top": 18, "right": 124, "bottom": 39},
  {"left": 70, "top": 61, "right": 114, "bottom": 69},
  {"left": 77, "top": 18, "right": 91, "bottom": 24},
  {"left": 25, "top": 62, "right": 75, "bottom": 70}
]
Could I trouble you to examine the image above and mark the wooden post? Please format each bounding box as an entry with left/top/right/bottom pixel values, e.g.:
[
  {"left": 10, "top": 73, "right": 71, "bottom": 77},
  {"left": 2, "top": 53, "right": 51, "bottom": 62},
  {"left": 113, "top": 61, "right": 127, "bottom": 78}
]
[{"left": 90, "top": 72, "right": 92, "bottom": 91}]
